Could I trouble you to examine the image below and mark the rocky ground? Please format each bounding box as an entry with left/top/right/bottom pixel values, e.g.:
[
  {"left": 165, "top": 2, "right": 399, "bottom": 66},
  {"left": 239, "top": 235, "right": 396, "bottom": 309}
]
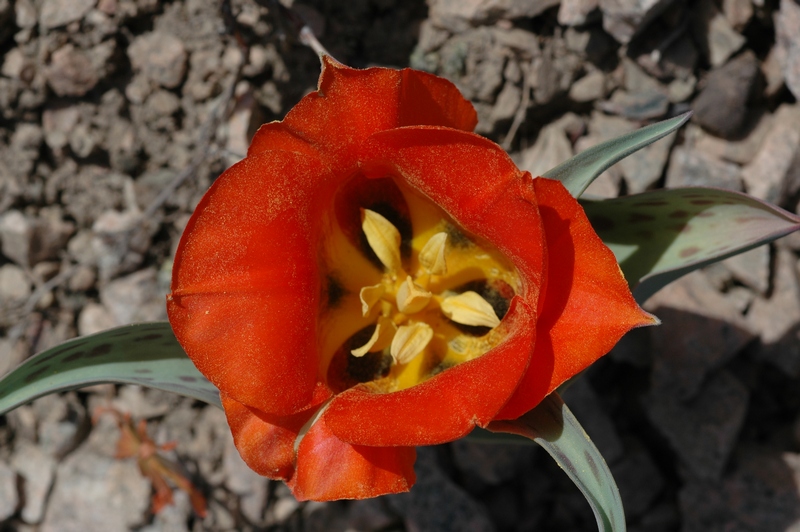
[{"left": 1, "top": 0, "right": 800, "bottom": 530}]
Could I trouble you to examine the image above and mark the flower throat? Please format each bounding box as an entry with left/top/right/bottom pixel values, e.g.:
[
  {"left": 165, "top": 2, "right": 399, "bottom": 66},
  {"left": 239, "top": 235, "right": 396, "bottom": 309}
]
[{"left": 319, "top": 175, "right": 520, "bottom": 394}]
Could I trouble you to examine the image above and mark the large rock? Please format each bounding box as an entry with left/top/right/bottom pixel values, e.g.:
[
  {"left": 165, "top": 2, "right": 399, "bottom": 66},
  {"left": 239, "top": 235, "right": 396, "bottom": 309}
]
[{"left": 693, "top": 50, "right": 759, "bottom": 138}]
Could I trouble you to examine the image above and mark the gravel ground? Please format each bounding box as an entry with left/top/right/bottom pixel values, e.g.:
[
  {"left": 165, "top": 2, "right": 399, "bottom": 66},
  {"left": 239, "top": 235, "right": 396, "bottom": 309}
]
[{"left": 2, "top": 0, "right": 800, "bottom": 530}]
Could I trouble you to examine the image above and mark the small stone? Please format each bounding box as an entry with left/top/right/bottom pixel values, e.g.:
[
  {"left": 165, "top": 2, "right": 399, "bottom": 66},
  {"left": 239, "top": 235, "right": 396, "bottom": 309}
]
[
  {"left": 692, "top": 50, "right": 759, "bottom": 138},
  {"left": 490, "top": 81, "right": 521, "bottom": 123},
  {"left": 428, "top": 0, "right": 560, "bottom": 32},
  {"left": 42, "top": 103, "right": 81, "bottom": 150},
  {"left": 691, "top": 113, "right": 773, "bottom": 165},
  {"left": 388, "top": 448, "right": 494, "bottom": 532},
  {"left": 667, "top": 76, "right": 696, "bottom": 102},
  {"left": 0, "top": 461, "right": 17, "bottom": 520},
  {"left": 740, "top": 107, "right": 800, "bottom": 204},
  {"left": 39, "top": 0, "right": 94, "bottom": 28},
  {"left": 45, "top": 44, "right": 99, "bottom": 97},
  {"left": 519, "top": 113, "right": 580, "bottom": 178},
  {"left": 749, "top": 249, "right": 800, "bottom": 376},
  {"left": 720, "top": 245, "right": 770, "bottom": 295},
  {"left": 562, "top": 378, "right": 624, "bottom": 463},
  {"left": 12, "top": 444, "right": 56, "bottom": 524},
  {"left": 612, "top": 447, "right": 664, "bottom": 519},
  {"left": 0, "top": 263, "right": 31, "bottom": 304},
  {"left": 691, "top": 0, "right": 746, "bottom": 67},
  {"left": 558, "top": 0, "right": 599, "bottom": 26},
  {"left": 451, "top": 439, "right": 535, "bottom": 488},
  {"left": 722, "top": 0, "right": 752, "bottom": 30},
  {"left": 681, "top": 450, "right": 800, "bottom": 531},
  {"left": 647, "top": 306, "right": 754, "bottom": 400},
  {"left": 569, "top": 70, "right": 608, "bottom": 102},
  {"left": 599, "top": 0, "right": 677, "bottom": 44},
  {"left": 664, "top": 147, "right": 742, "bottom": 191},
  {"left": 223, "top": 432, "right": 269, "bottom": 524},
  {"left": 99, "top": 267, "right": 167, "bottom": 325},
  {"left": 763, "top": 45, "right": 786, "bottom": 98},
  {"left": 91, "top": 208, "right": 150, "bottom": 281},
  {"left": 40, "top": 440, "right": 150, "bottom": 531},
  {"left": 775, "top": 0, "right": 800, "bottom": 100},
  {"left": 348, "top": 499, "right": 397, "bottom": 531},
  {"left": 78, "top": 302, "right": 118, "bottom": 336},
  {"left": 128, "top": 31, "right": 187, "bottom": 89},
  {"left": 643, "top": 370, "right": 748, "bottom": 481},
  {"left": 14, "top": 0, "right": 37, "bottom": 28},
  {"left": 598, "top": 89, "right": 670, "bottom": 120}
]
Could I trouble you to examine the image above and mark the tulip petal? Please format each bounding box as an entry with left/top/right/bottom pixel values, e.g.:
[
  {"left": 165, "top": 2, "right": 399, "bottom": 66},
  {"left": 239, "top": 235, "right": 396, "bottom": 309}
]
[
  {"left": 362, "top": 126, "right": 546, "bottom": 299},
  {"left": 221, "top": 394, "right": 308, "bottom": 481},
  {"left": 290, "top": 414, "right": 416, "bottom": 501},
  {"left": 496, "top": 178, "right": 657, "bottom": 420},
  {"left": 248, "top": 57, "right": 477, "bottom": 168},
  {"left": 323, "top": 298, "right": 535, "bottom": 447},
  {"left": 168, "top": 150, "right": 333, "bottom": 415}
]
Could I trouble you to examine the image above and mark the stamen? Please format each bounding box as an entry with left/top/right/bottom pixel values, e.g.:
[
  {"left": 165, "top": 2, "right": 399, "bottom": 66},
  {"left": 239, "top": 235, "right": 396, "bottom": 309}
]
[
  {"left": 419, "top": 232, "right": 448, "bottom": 275},
  {"left": 440, "top": 291, "right": 501, "bottom": 328},
  {"left": 359, "top": 283, "right": 385, "bottom": 317},
  {"left": 361, "top": 209, "right": 402, "bottom": 273},
  {"left": 396, "top": 276, "right": 432, "bottom": 315},
  {"left": 351, "top": 317, "right": 397, "bottom": 357},
  {"left": 390, "top": 322, "right": 433, "bottom": 365}
]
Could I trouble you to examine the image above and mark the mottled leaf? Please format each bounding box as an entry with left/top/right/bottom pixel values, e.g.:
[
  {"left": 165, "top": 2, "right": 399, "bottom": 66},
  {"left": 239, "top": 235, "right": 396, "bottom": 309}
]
[
  {"left": 0, "top": 322, "right": 220, "bottom": 415},
  {"left": 488, "top": 393, "right": 625, "bottom": 532},
  {"left": 543, "top": 112, "right": 691, "bottom": 197},
  {"left": 583, "top": 187, "right": 800, "bottom": 303}
]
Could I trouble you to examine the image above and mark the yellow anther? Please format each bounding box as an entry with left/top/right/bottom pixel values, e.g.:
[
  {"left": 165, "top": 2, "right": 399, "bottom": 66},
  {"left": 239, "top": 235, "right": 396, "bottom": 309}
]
[
  {"left": 390, "top": 322, "right": 433, "bottom": 365},
  {"left": 396, "top": 275, "right": 432, "bottom": 315},
  {"left": 351, "top": 317, "right": 397, "bottom": 357},
  {"left": 359, "top": 283, "right": 385, "bottom": 317},
  {"left": 441, "top": 291, "right": 501, "bottom": 328},
  {"left": 361, "top": 209, "right": 402, "bottom": 273},
  {"left": 419, "top": 232, "right": 448, "bottom": 275}
]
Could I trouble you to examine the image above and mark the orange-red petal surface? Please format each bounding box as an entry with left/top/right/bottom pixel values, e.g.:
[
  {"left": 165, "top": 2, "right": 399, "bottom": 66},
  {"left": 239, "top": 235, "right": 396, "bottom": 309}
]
[
  {"left": 290, "top": 414, "right": 416, "bottom": 501},
  {"left": 362, "top": 126, "right": 545, "bottom": 298},
  {"left": 168, "top": 150, "right": 334, "bottom": 415},
  {"left": 248, "top": 57, "right": 477, "bottom": 170},
  {"left": 323, "top": 298, "right": 535, "bottom": 447},
  {"left": 496, "top": 178, "right": 656, "bottom": 420}
]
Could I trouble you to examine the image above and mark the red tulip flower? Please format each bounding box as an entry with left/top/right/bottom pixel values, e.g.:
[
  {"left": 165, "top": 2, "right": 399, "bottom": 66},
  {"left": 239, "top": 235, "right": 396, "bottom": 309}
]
[{"left": 166, "top": 57, "right": 655, "bottom": 501}]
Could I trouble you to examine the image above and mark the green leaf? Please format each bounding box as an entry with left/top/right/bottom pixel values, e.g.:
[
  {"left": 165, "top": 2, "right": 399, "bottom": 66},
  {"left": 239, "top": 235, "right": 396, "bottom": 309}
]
[
  {"left": 543, "top": 112, "right": 691, "bottom": 197},
  {"left": 583, "top": 187, "right": 800, "bottom": 303},
  {"left": 0, "top": 322, "right": 221, "bottom": 415},
  {"left": 488, "top": 393, "right": 625, "bottom": 532}
]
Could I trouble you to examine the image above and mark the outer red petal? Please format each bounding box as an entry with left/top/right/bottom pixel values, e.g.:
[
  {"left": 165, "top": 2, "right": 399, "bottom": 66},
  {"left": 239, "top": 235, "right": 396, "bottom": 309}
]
[
  {"left": 361, "top": 126, "right": 545, "bottom": 299},
  {"left": 168, "top": 150, "right": 334, "bottom": 415},
  {"left": 248, "top": 57, "right": 477, "bottom": 169},
  {"left": 290, "top": 415, "right": 416, "bottom": 501},
  {"left": 221, "top": 386, "right": 330, "bottom": 481},
  {"left": 323, "top": 298, "right": 535, "bottom": 447},
  {"left": 496, "top": 178, "right": 657, "bottom": 420}
]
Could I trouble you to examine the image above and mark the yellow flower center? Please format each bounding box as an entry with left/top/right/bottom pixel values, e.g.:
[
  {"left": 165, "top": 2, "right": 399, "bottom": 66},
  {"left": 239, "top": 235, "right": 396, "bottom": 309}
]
[{"left": 318, "top": 176, "right": 520, "bottom": 394}]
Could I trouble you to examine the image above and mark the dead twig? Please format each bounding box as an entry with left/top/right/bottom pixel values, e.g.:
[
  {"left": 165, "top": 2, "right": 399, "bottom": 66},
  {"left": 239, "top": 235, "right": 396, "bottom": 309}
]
[{"left": 502, "top": 60, "right": 533, "bottom": 152}]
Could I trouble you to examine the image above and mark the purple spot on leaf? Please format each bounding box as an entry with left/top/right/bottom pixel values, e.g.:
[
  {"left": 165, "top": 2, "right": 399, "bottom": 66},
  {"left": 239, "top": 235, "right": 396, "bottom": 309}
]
[{"left": 680, "top": 246, "right": 701, "bottom": 258}]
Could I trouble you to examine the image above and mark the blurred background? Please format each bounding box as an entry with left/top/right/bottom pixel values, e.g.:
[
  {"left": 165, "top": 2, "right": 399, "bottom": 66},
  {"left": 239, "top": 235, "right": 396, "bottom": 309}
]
[{"left": 1, "top": 0, "right": 800, "bottom": 530}]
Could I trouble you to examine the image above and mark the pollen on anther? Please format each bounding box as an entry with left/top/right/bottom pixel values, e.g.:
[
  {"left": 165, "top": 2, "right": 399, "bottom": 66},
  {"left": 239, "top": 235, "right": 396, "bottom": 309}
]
[
  {"left": 390, "top": 322, "right": 433, "bottom": 365},
  {"left": 419, "top": 232, "right": 448, "bottom": 275},
  {"left": 361, "top": 208, "right": 402, "bottom": 273},
  {"left": 441, "top": 291, "right": 501, "bottom": 328}
]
